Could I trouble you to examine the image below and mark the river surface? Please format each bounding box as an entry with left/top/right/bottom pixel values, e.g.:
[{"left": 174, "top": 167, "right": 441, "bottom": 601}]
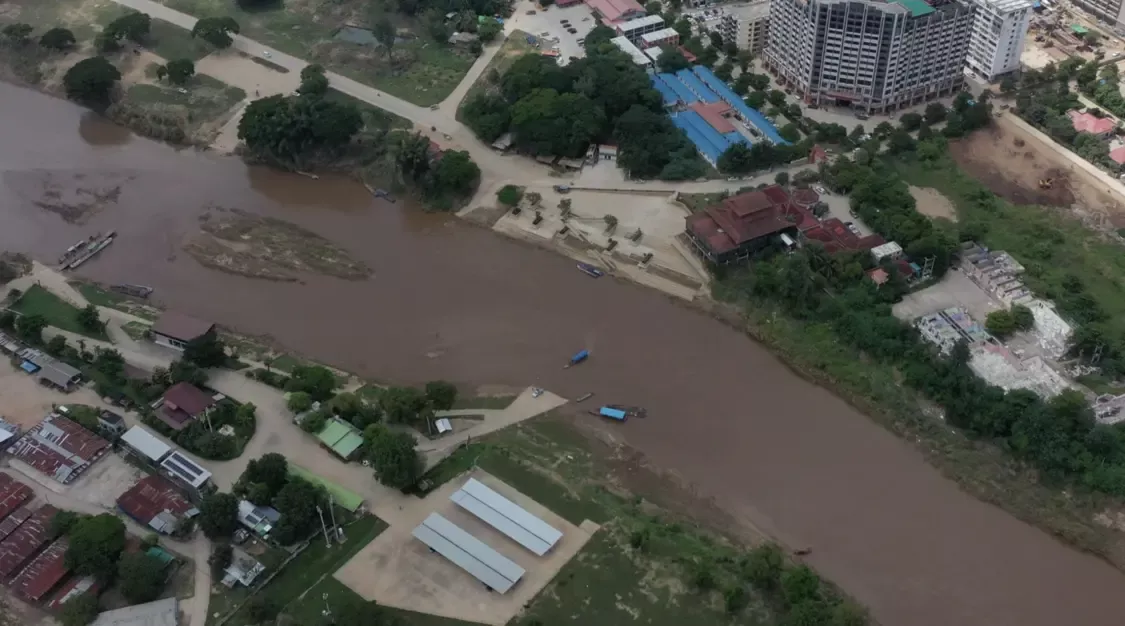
[{"left": 3, "top": 82, "right": 1125, "bottom": 625}]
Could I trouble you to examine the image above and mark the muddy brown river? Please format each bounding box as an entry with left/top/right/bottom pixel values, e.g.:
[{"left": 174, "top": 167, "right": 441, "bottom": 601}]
[{"left": 3, "top": 82, "right": 1125, "bottom": 625}]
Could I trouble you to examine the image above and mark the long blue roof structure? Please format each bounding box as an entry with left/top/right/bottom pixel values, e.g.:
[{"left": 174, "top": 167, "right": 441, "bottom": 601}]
[
  {"left": 672, "top": 111, "right": 747, "bottom": 163},
  {"left": 691, "top": 65, "right": 789, "bottom": 145},
  {"left": 675, "top": 69, "right": 720, "bottom": 104},
  {"left": 649, "top": 74, "right": 680, "bottom": 106},
  {"left": 656, "top": 73, "right": 697, "bottom": 104}
]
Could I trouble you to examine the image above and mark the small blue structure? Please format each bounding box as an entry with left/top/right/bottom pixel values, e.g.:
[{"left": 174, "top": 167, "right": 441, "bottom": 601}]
[
  {"left": 598, "top": 407, "right": 627, "bottom": 421},
  {"left": 19, "top": 361, "right": 38, "bottom": 374},
  {"left": 569, "top": 350, "right": 589, "bottom": 366}
]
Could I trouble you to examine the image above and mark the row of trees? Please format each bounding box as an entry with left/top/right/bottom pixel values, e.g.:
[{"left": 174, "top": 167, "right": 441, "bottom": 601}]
[{"left": 461, "top": 26, "right": 707, "bottom": 180}]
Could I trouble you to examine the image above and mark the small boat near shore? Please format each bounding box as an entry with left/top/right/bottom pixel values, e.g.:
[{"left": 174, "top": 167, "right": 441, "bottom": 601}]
[
  {"left": 61, "top": 231, "right": 116, "bottom": 270},
  {"left": 577, "top": 262, "right": 604, "bottom": 278}
]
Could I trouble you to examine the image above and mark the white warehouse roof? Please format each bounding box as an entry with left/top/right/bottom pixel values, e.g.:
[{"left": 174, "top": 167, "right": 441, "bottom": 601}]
[
  {"left": 615, "top": 14, "right": 665, "bottom": 31},
  {"left": 611, "top": 36, "right": 650, "bottom": 66},
  {"left": 120, "top": 426, "right": 171, "bottom": 463}
]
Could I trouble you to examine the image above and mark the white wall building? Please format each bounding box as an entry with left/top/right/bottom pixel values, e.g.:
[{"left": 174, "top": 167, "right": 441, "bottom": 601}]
[
  {"left": 965, "top": 0, "right": 1032, "bottom": 81},
  {"left": 611, "top": 36, "right": 652, "bottom": 65},
  {"left": 615, "top": 14, "right": 666, "bottom": 42},
  {"left": 717, "top": 2, "right": 771, "bottom": 52}
]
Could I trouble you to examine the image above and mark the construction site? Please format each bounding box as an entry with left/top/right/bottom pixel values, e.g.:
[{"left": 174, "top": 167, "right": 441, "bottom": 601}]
[
  {"left": 895, "top": 242, "right": 1084, "bottom": 405},
  {"left": 1022, "top": 5, "right": 1125, "bottom": 69}
]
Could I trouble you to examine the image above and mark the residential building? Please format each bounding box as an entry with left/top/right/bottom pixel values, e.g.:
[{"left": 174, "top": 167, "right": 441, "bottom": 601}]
[
  {"left": 156, "top": 382, "right": 218, "bottom": 432},
  {"left": 0, "top": 475, "right": 32, "bottom": 523},
  {"left": 0, "top": 505, "right": 58, "bottom": 578},
  {"left": 96, "top": 410, "right": 127, "bottom": 439},
  {"left": 120, "top": 425, "right": 172, "bottom": 465},
  {"left": 221, "top": 548, "right": 265, "bottom": 588},
  {"left": 1071, "top": 0, "right": 1125, "bottom": 30},
  {"left": 15, "top": 348, "right": 81, "bottom": 392},
  {"left": 117, "top": 475, "right": 199, "bottom": 535},
  {"left": 684, "top": 186, "right": 817, "bottom": 264},
  {"left": 717, "top": 2, "right": 771, "bottom": 53},
  {"left": 237, "top": 500, "right": 281, "bottom": 538},
  {"left": 639, "top": 27, "right": 681, "bottom": 48},
  {"left": 90, "top": 598, "right": 179, "bottom": 626},
  {"left": 585, "top": 0, "right": 646, "bottom": 23},
  {"left": 615, "top": 14, "right": 665, "bottom": 41},
  {"left": 9, "top": 414, "right": 109, "bottom": 484},
  {"left": 1068, "top": 110, "right": 1117, "bottom": 138},
  {"left": 764, "top": 0, "right": 975, "bottom": 114},
  {"left": 150, "top": 311, "right": 215, "bottom": 351},
  {"left": 611, "top": 35, "right": 652, "bottom": 65},
  {"left": 160, "top": 450, "right": 213, "bottom": 493},
  {"left": 965, "top": 0, "right": 1032, "bottom": 81}
]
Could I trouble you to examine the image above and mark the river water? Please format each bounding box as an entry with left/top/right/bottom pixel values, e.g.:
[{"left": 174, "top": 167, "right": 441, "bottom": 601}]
[{"left": 3, "top": 82, "right": 1124, "bottom": 625}]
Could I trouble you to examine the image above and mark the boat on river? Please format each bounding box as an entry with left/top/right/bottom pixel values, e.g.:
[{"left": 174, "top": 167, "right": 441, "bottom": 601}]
[{"left": 577, "top": 262, "right": 604, "bottom": 278}]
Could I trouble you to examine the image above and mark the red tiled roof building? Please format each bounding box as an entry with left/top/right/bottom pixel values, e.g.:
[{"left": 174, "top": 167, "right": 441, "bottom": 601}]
[{"left": 684, "top": 185, "right": 817, "bottom": 264}]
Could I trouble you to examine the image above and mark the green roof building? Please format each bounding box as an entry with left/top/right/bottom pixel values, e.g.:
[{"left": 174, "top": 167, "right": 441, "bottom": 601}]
[{"left": 315, "top": 418, "right": 364, "bottom": 460}]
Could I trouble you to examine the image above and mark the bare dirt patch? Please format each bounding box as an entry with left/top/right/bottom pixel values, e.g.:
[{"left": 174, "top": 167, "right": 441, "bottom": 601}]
[
  {"left": 908, "top": 185, "right": 958, "bottom": 222},
  {"left": 184, "top": 206, "right": 371, "bottom": 282},
  {"left": 2, "top": 170, "right": 132, "bottom": 223}
]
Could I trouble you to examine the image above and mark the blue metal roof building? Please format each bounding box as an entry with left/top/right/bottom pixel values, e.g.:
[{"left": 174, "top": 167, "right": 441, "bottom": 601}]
[
  {"left": 671, "top": 111, "right": 748, "bottom": 165},
  {"left": 675, "top": 69, "right": 720, "bottom": 104},
  {"left": 691, "top": 66, "right": 789, "bottom": 145},
  {"left": 649, "top": 74, "right": 681, "bottom": 106},
  {"left": 656, "top": 73, "right": 698, "bottom": 105}
]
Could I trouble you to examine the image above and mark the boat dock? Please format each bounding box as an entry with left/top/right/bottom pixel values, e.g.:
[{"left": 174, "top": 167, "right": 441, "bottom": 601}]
[{"left": 60, "top": 231, "right": 116, "bottom": 270}]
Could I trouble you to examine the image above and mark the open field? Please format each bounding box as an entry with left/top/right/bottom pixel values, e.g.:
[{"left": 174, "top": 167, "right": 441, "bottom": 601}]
[
  {"left": 8, "top": 284, "right": 108, "bottom": 339},
  {"left": 73, "top": 281, "right": 160, "bottom": 320},
  {"left": 456, "top": 30, "right": 533, "bottom": 120},
  {"left": 156, "top": 0, "right": 476, "bottom": 105},
  {"left": 908, "top": 185, "right": 957, "bottom": 222}
]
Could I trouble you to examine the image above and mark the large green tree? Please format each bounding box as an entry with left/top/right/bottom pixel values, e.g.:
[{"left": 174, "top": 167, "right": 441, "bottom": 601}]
[
  {"left": 238, "top": 94, "right": 362, "bottom": 165},
  {"left": 158, "top": 58, "right": 196, "bottom": 85},
  {"left": 199, "top": 492, "right": 240, "bottom": 539},
  {"left": 59, "top": 593, "right": 99, "bottom": 626},
  {"left": 191, "top": 16, "right": 240, "bottom": 48},
  {"left": 427, "top": 150, "right": 480, "bottom": 199},
  {"left": 272, "top": 477, "right": 325, "bottom": 544},
  {"left": 284, "top": 365, "right": 337, "bottom": 401},
  {"left": 39, "top": 27, "right": 77, "bottom": 51},
  {"left": 63, "top": 57, "right": 121, "bottom": 108},
  {"left": 236, "top": 453, "right": 291, "bottom": 504},
  {"left": 183, "top": 330, "right": 226, "bottom": 367},
  {"left": 365, "top": 424, "right": 423, "bottom": 489},
  {"left": 118, "top": 552, "right": 167, "bottom": 603},
  {"left": 66, "top": 514, "right": 126, "bottom": 578},
  {"left": 105, "top": 11, "right": 151, "bottom": 43},
  {"left": 510, "top": 88, "right": 604, "bottom": 157}
]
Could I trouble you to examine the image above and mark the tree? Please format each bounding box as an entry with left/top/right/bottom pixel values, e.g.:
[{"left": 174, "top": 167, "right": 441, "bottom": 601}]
[
  {"left": 986, "top": 309, "right": 1017, "bottom": 337},
  {"left": 427, "top": 150, "right": 481, "bottom": 200},
  {"left": 775, "top": 171, "right": 790, "bottom": 186},
  {"left": 209, "top": 542, "right": 233, "bottom": 578},
  {"left": 298, "top": 63, "right": 329, "bottom": 97},
  {"left": 1011, "top": 303, "right": 1035, "bottom": 330},
  {"left": 272, "top": 477, "right": 325, "bottom": 544},
  {"left": 924, "top": 101, "right": 947, "bottom": 124},
  {"left": 93, "top": 348, "right": 125, "bottom": 382},
  {"left": 888, "top": 129, "right": 917, "bottom": 154},
  {"left": 497, "top": 185, "right": 523, "bottom": 207},
  {"left": 768, "top": 89, "right": 787, "bottom": 107},
  {"left": 478, "top": 19, "right": 501, "bottom": 43},
  {"left": 39, "top": 27, "right": 77, "bottom": 51},
  {"left": 46, "top": 335, "right": 68, "bottom": 357},
  {"left": 899, "top": 112, "right": 922, "bottom": 131},
  {"left": 236, "top": 453, "right": 291, "bottom": 504},
  {"left": 299, "top": 409, "right": 328, "bottom": 433},
  {"left": 76, "top": 304, "right": 103, "bottom": 334},
  {"left": 59, "top": 593, "right": 99, "bottom": 626},
  {"left": 657, "top": 46, "right": 690, "bottom": 73},
  {"left": 106, "top": 12, "right": 151, "bottom": 43},
  {"left": 169, "top": 359, "right": 207, "bottom": 386},
  {"left": 51, "top": 511, "right": 84, "bottom": 538},
  {"left": 118, "top": 552, "right": 166, "bottom": 603},
  {"left": 183, "top": 330, "right": 226, "bottom": 367},
  {"left": 191, "top": 16, "right": 240, "bottom": 48},
  {"left": 780, "top": 565, "right": 823, "bottom": 606},
  {"left": 15, "top": 313, "right": 47, "bottom": 342},
  {"left": 742, "top": 543, "right": 784, "bottom": 590},
  {"left": 830, "top": 600, "right": 869, "bottom": 626},
  {"left": 198, "top": 492, "right": 240, "bottom": 539},
  {"left": 1000, "top": 75, "right": 1017, "bottom": 95},
  {"left": 160, "top": 58, "right": 196, "bottom": 85},
  {"left": 461, "top": 92, "right": 511, "bottom": 142},
  {"left": 645, "top": 0, "right": 663, "bottom": 12},
  {"left": 379, "top": 386, "right": 429, "bottom": 425},
  {"left": 424, "top": 380, "right": 457, "bottom": 410},
  {"left": 285, "top": 365, "right": 337, "bottom": 401},
  {"left": 238, "top": 94, "right": 362, "bottom": 165},
  {"left": 366, "top": 424, "right": 423, "bottom": 489},
  {"left": 245, "top": 597, "right": 280, "bottom": 623},
  {"left": 63, "top": 57, "right": 121, "bottom": 108},
  {"left": 708, "top": 31, "right": 724, "bottom": 49},
  {"left": 673, "top": 18, "right": 693, "bottom": 41},
  {"left": 287, "top": 391, "right": 313, "bottom": 413},
  {"left": 365, "top": 12, "right": 395, "bottom": 60},
  {"left": 745, "top": 91, "right": 766, "bottom": 109},
  {"left": 2, "top": 23, "right": 33, "bottom": 45},
  {"left": 66, "top": 514, "right": 126, "bottom": 578}
]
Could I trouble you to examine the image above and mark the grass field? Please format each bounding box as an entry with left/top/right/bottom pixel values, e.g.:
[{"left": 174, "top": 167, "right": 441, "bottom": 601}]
[
  {"left": 8, "top": 284, "right": 108, "bottom": 340},
  {"left": 74, "top": 282, "right": 160, "bottom": 320},
  {"left": 456, "top": 30, "right": 533, "bottom": 121},
  {"left": 450, "top": 393, "right": 518, "bottom": 410},
  {"left": 126, "top": 74, "right": 245, "bottom": 124},
  {"left": 157, "top": 0, "right": 475, "bottom": 105}
]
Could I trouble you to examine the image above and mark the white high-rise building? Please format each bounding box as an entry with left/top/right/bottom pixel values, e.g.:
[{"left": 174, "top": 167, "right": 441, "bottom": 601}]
[
  {"left": 764, "top": 0, "right": 975, "bottom": 114},
  {"left": 717, "top": 2, "right": 772, "bottom": 53},
  {"left": 965, "top": 0, "right": 1032, "bottom": 81}
]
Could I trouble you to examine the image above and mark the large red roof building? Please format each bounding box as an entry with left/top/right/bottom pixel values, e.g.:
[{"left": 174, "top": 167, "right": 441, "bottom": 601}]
[{"left": 684, "top": 185, "right": 816, "bottom": 264}]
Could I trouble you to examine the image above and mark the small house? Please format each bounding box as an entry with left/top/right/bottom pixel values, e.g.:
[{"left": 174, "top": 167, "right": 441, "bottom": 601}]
[
  {"left": 150, "top": 312, "right": 215, "bottom": 351},
  {"left": 96, "top": 410, "right": 127, "bottom": 439},
  {"left": 221, "top": 548, "right": 265, "bottom": 588},
  {"left": 156, "top": 382, "right": 217, "bottom": 431},
  {"left": 237, "top": 500, "right": 281, "bottom": 538}
]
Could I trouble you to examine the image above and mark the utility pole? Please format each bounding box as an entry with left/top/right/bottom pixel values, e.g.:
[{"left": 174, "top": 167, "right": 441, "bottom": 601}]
[
  {"left": 327, "top": 495, "right": 342, "bottom": 543},
  {"left": 315, "top": 505, "right": 331, "bottom": 548}
]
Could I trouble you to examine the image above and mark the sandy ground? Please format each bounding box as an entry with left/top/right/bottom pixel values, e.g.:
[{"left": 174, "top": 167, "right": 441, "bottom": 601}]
[
  {"left": 0, "top": 361, "right": 109, "bottom": 429},
  {"left": 335, "top": 468, "right": 597, "bottom": 626},
  {"left": 909, "top": 185, "right": 958, "bottom": 222}
]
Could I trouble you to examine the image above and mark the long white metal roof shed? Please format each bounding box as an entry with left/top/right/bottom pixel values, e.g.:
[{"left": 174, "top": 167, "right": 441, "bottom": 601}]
[
  {"left": 412, "top": 513, "right": 524, "bottom": 593},
  {"left": 452, "top": 478, "right": 562, "bottom": 556},
  {"left": 120, "top": 426, "right": 171, "bottom": 463}
]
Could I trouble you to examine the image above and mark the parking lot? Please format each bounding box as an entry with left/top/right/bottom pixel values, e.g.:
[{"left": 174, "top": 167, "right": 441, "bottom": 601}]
[
  {"left": 334, "top": 469, "right": 596, "bottom": 626},
  {"left": 520, "top": 4, "right": 598, "bottom": 65}
]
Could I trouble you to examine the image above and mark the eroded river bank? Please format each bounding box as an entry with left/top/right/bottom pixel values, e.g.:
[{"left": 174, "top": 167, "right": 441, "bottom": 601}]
[{"left": 4, "top": 82, "right": 1125, "bottom": 626}]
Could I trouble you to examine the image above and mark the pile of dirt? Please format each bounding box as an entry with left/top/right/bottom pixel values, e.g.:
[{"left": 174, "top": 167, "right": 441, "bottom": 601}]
[
  {"left": 908, "top": 185, "right": 958, "bottom": 221},
  {"left": 948, "top": 128, "right": 1076, "bottom": 207},
  {"left": 184, "top": 206, "right": 371, "bottom": 282}
]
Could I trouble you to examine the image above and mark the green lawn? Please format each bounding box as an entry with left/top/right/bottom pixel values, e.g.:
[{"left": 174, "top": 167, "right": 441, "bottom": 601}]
[
  {"left": 449, "top": 393, "right": 518, "bottom": 410},
  {"left": 8, "top": 284, "right": 108, "bottom": 339},
  {"left": 73, "top": 282, "right": 160, "bottom": 320},
  {"left": 121, "top": 321, "right": 151, "bottom": 341}
]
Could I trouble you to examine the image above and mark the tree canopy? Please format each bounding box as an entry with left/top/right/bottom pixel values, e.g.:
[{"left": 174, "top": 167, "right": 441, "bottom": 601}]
[
  {"left": 39, "top": 27, "right": 77, "bottom": 51},
  {"left": 191, "top": 16, "right": 240, "bottom": 48},
  {"left": 271, "top": 476, "right": 326, "bottom": 544},
  {"left": 63, "top": 57, "right": 121, "bottom": 108},
  {"left": 59, "top": 593, "right": 99, "bottom": 626},
  {"left": 105, "top": 11, "right": 151, "bottom": 44},
  {"left": 365, "top": 424, "right": 423, "bottom": 489},
  {"left": 284, "top": 365, "right": 338, "bottom": 401},
  {"left": 159, "top": 58, "right": 196, "bottom": 85},
  {"left": 238, "top": 93, "right": 362, "bottom": 166},
  {"left": 236, "top": 452, "right": 291, "bottom": 504},
  {"left": 65, "top": 514, "right": 126, "bottom": 578},
  {"left": 424, "top": 380, "right": 457, "bottom": 410},
  {"left": 198, "top": 492, "right": 240, "bottom": 539},
  {"left": 118, "top": 552, "right": 167, "bottom": 603},
  {"left": 183, "top": 330, "right": 226, "bottom": 367}
]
